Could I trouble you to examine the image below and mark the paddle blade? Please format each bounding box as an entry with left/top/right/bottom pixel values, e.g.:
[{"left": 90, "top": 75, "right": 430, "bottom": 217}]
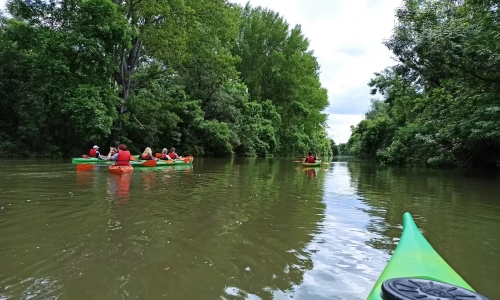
[
  {"left": 82, "top": 155, "right": 90, "bottom": 158},
  {"left": 130, "top": 156, "right": 137, "bottom": 161},
  {"left": 142, "top": 160, "right": 157, "bottom": 167},
  {"left": 77, "top": 164, "right": 95, "bottom": 171},
  {"left": 181, "top": 156, "right": 193, "bottom": 163},
  {"left": 155, "top": 153, "right": 162, "bottom": 158}
]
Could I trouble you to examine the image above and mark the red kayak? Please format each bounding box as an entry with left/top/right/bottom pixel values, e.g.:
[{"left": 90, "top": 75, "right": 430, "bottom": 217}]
[{"left": 109, "top": 165, "right": 133, "bottom": 175}]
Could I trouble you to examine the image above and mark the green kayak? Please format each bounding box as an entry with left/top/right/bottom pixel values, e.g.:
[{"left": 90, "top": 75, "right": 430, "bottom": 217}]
[
  {"left": 132, "top": 164, "right": 193, "bottom": 172},
  {"left": 72, "top": 157, "right": 112, "bottom": 164},
  {"left": 367, "top": 212, "right": 486, "bottom": 300},
  {"left": 302, "top": 160, "right": 321, "bottom": 167},
  {"left": 130, "top": 159, "right": 193, "bottom": 168}
]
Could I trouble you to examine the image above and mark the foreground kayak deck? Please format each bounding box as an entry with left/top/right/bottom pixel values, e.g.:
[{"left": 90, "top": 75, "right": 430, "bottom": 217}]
[{"left": 367, "top": 212, "right": 476, "bottom": 299}]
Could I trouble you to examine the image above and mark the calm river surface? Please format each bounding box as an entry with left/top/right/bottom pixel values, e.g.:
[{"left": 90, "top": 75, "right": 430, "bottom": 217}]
[{"left": 0, "top": 158, "right": 499, "bottom": 299}]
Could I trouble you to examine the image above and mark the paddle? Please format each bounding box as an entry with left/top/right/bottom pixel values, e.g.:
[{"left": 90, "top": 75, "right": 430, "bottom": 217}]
[
  {"left": 77, "top": 164, "right": 95, "bottom": 171},
  {"left": 181, "top": 156, "right": 193, "bottom": 163},
  {"left": 142, "top": 160, "right": 157, "bottom": 167},
  {"left": 130, "top": 156, "right": 137, "bottom": 161},
  {"left": 155, "top": 153, "right": 162, "bottom": 158},
  {"left": 82, "top": 155, "right": 90, "bottom": 158},
  {"left": 165, "top": 156, "right": 193, "bottom": 164}
]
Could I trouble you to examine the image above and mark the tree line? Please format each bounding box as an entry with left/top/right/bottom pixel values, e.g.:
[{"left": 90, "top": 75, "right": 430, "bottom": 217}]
[
  {"left": 0, "top": 0, "right": 332, "bottom": 157},
  {"left": 344, "top": 0, "right": 500, "bottom": 168}
]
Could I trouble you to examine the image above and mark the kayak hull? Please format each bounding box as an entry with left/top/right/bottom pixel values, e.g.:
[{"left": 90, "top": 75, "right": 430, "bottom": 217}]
[
  {"left": 109, "top": 165, "right": 133, "bottom": 175},
  {"left": 72, "top": 158, "right": 112, "bottom": 164},
  {"left": 132, "top": 165, "right": 193, "bottom": 172},
  {"left": 367, "top": 212, "right": 474, "bottom": 299},
  {"left": 131, "top": 156, "right": 194, "bottom": 168},
  {"left": 302, "top": 160, "right": 321, "bottom": 167}
]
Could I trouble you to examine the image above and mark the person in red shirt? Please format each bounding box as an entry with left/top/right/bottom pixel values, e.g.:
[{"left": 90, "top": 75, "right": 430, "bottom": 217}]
[
  {"left": 89, "top": 145, "right": 104, "bottom": 159},
  {"left": 108, "top": 144, "right": 131, "bottom": 166},
  {"left": 304, "top": 152, "right": 316, "bottom": 163},
  {"left": 161, "top": 148, "right": 171, "bottom": 160},
  {"left": 168, "top": 147, "right": 180, "bottom": 159}
]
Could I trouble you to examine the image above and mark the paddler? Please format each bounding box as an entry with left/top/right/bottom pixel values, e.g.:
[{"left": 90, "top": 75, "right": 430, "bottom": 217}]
[
  {"left": 141, "top": 147, "right": 155, "bottom": 160},
  {"left": 160, "top": 148, "right": 171, "bottom": 160},
  {"left": 106, "top": 147, "right": 117, "bottom": 160},
  {"left": 168, "top": 147, "right": 180, "bottom": 159},
  {"left": 108, "top": 144, "right": 131, "bottom": 166},
  {"left": 304, "top": 152, "right": 316, "bottom": 163},
  {"left": 89, "top": 145, "right": 104, "bottom": 159}
]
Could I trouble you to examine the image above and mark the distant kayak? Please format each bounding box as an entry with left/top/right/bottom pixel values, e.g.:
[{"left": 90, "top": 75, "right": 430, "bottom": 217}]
[
  {"left": 109, "top": 165, "right": 133, "bottom": 175},
  {"left": 367, "top": 212, "right": 488, "bottom": 300},
  {"left": 302, "top": 160, "right": 321, "bottom": 167}
]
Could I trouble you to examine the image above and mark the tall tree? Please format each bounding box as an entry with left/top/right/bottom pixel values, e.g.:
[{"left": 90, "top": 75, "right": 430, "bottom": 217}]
[
  {"left": 347, "top": 0, "right": 500, "bottom": 167},
  {"left": 233, "top": 4, "right": 330, "bottom": 156},
  {"left": 113, "top": 0, "right": 189, "bottom": 113}
]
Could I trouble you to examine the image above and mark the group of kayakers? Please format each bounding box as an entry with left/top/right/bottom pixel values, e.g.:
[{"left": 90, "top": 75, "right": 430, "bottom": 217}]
[
  {"left": 88, "top": 144, "right": 181, "bottom": 166},
  {"left": 140, "top": 147, "right": 180, "bottom": 160}
]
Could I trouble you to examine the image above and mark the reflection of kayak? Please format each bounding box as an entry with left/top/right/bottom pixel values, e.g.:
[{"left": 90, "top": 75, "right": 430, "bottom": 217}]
[
  {"left": 109, "top": 165, "right": 133, "bottom": 175},
  {"left": 72, "top": 158, "right": 112, "bottom": 164},
  {"left": 367, "top": 212, "right": 486, "bottom": 300},
  {"left": 302, "top": 160, "right": 321, "bottom": 167}
]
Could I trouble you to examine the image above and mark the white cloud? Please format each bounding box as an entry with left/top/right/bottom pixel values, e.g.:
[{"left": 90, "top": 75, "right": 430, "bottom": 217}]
[
  {"left": 326, "top": 114, "right": 365, "bottom": 144},
  {"left": 231, "top": 0, "right": 400, "bottom": 142}
]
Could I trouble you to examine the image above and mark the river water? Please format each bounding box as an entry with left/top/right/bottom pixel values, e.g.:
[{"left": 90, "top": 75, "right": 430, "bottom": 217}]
[{"left": 0, "top": 158, "right": 499, "bottom": 299}]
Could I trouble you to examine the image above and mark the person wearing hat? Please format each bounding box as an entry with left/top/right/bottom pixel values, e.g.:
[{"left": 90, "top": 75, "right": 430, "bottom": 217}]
[{"left": 89, "top": 145, "right": 103, "bottom": 159}]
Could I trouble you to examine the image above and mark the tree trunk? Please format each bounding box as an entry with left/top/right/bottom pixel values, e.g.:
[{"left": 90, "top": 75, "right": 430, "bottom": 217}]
[{"left": 114, "top": 38, "right": 143, "bottom": 114}]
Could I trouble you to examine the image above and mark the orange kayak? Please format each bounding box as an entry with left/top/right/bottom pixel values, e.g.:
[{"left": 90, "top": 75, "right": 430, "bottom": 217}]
[{"left": 109, "top": 165, "right": 133, "bottom": 175}]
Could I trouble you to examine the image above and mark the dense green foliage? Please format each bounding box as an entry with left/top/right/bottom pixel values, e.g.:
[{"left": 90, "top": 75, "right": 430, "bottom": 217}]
[
  {"left": 0, "top": 0, "right": 331, "bottom": 157},
  {"left": 346, "top": 0, "right": 500, "bottom": 168}
]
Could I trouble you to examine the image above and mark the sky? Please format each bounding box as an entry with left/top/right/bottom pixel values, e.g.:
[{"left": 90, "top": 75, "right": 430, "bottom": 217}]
[
  {"left": 0, "top": 0, "right": 401, "bottom": 143},
  {"left": 230, "top": 0, "right": 402, "bottom": 143}
]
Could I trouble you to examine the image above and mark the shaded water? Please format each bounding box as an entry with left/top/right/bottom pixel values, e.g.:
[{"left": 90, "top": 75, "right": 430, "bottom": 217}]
[{"left": 0, "top": 159, "right": 499, "bottom": 299}]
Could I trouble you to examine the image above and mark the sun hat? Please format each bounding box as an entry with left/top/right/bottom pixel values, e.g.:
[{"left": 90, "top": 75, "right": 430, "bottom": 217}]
[{"left": 93, "top": 145, "right": 99, "bottom": 149}]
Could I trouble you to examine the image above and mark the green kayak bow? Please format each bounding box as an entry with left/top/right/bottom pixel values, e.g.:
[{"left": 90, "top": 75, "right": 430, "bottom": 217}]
[
  {"left": 302, "top": 160, "right": 322, "bottom": 167},
  {"left": 72, "top": 157, "right": 112, "bottom": 164},
  {"left": 367, "top": 212, "right": 488, "bottom": 300}
]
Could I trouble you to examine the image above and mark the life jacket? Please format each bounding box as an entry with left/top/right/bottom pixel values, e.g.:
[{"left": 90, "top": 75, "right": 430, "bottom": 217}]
[
  {"left": 306, "top": 156, "right": 315, "bottom": 163},
  {"left": 169, "top": 152, "right": 177, "bottom": 158},
  {"left": 89, "top": 149, "right": 97, "bottom": 157},
  {"left": 162, "top": 153, "right": 170, "bottom": 159},
  {"left": 116, "top": 150, "right": 131, "bottom": 166},
  {"left": 141, "top": 154, "right": 153, "bottom": 160}
]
